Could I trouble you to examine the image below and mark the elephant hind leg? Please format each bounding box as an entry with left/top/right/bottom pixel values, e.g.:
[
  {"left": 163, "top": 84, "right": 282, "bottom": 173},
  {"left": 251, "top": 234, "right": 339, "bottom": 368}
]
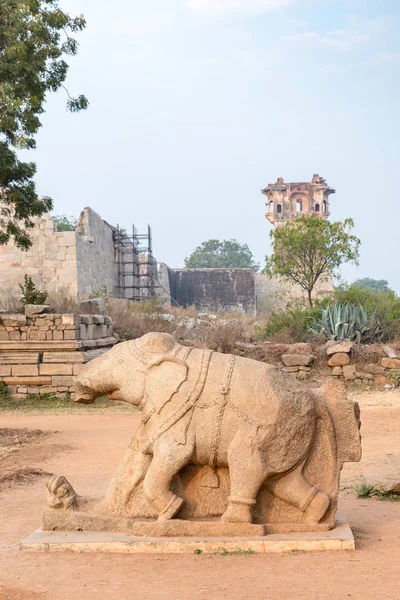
[
  {"left": 270, "top": 464, "right": 330, "bottom": 523},
  {"left": 221, "top": 432, "right": 268, "bottom": 523}
]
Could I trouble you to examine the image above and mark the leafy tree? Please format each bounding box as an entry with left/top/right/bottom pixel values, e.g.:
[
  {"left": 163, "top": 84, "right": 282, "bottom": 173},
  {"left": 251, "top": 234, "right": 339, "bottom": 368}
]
[
  {"left": 352, "top": 278, "right": 390, "bottom": 293},
  {"left": 184, "top": 239, "right": 260, "bottom": 272},
  {"left": 263, "top": 216, "right": 360, "bottom": 307},
  {"left": 0, "top": 0, "right": 88, "bottom": 249},
  {"left": 52, "top": 214, "right": 77, "bottom": 232},
  {"left": 19, "top": 275, "right": 47, "bottom": 305}
]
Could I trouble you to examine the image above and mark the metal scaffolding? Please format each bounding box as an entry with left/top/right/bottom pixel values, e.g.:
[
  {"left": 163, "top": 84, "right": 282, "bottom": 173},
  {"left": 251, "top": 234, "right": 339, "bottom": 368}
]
[{"left": 114, "top": 224, "right": 155, "bottom": 300}]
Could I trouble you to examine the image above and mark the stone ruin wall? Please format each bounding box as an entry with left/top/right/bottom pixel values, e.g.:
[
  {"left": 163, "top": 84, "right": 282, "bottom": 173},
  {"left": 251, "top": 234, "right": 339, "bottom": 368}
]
[
  {"left": 167, "top": 268, "right": 257, "bottom": 315},
  {"left": 0, "top": 207, "right": 118, "bottom": 302},
  {"left": 0, "top": 205, "right": 333, "bottom": 315},
  {"left": 0, "top": 311, "right": 116, "bottom": 399},
  {"left": 160, "top": 265, "right": 333, "bottom": 315}
]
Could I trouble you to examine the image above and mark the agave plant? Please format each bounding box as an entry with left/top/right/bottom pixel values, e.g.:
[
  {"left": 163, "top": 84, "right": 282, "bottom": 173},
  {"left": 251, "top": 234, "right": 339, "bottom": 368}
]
[{"left": 310, "top": 302, "right": 384, "bottom": 343}]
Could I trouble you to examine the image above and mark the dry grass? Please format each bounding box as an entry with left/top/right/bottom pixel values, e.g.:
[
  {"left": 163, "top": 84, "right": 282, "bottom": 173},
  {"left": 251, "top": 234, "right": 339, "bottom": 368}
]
[
  {"left": 202, "top": 320, "right": 247, "bottom": 353},
  {"left": 0, "top": 291, "right": 22, "bottom": 312},
  {"left": 352, "top": 344, "right": 385, "bottom": 365},
  {"left": 46, "top": 288, "right": 79, "bottom": 313},
  {"left": 107, "top": 298, "right": 175, "bottom": 340}
]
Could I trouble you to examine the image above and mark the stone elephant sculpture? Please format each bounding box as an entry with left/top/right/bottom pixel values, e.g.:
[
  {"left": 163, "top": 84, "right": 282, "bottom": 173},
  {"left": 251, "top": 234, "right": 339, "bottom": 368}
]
[{"left": 74, "top": 332, "right": 361, "bottom": 526}]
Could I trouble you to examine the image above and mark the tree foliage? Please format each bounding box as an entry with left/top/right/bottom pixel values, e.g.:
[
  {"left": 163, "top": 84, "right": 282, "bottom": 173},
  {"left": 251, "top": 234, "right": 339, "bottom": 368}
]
[
  {"left": 264, "top": 216, "right": 360, "bottom": 306},
  {"left": 52, "top": 213, "right": 77, "bottom": 231},
  {"left": 0, "top": 0, "right": 88, "bottom": 249},
  {"left": 352, "top": 278, "right": 390, "bottom": 293},
  {"left": 184, "top": 239, "right": 260, "bottom": 272}
]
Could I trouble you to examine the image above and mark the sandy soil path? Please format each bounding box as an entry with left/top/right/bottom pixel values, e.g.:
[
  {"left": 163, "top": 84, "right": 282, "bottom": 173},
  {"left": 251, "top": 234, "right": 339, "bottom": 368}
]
[{"left": 0, "top": 390, "right": 399, "bottom": 600}]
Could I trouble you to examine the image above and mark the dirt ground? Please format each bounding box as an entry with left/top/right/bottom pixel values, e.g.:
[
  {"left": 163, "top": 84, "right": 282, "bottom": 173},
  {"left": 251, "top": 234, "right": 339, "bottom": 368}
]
[{"left": 0, "top": 389, "right": 399, "bottom": 600}]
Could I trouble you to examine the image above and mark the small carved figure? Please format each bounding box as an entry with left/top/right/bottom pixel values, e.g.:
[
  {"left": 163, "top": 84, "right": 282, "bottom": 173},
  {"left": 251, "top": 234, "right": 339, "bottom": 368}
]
[{"left": 46, "top": 475, "right": 78, "bottom": 511}]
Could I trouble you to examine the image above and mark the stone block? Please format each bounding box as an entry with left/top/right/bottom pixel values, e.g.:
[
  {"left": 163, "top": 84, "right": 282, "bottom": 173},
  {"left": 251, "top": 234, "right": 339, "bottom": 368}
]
[
  {"left": 0, "top": 353, "right": 39, "bottom": 364},
  {"left": 286, "top": 343, "right": 313, "bottom": 356},
  {"left": 0, "top": 314, "right": 26, "bottom": 327},
  {"left": 64, "top": 329, "right": 78, "bottom": 340},
  {"left": 93, "top": 325, "right": 104, "bottom": 340},
  {"left": 27, "top": 387, "right": 40, "bottom": 395},
  {"left": 79, "top": 324, "right": 87, "bottom": 340},
  {"left": 297, "top": 371, "right": 310, "bottom": 380},
  {"left": 93, "top": 315, "right": 105, "bottom": 325},
  {"left": 80, "top": 316, "right": 93, "bottom": 325},
  {"left": 51, "top": 375, "right": 75, "bottom": 387},
  {"left": 28, "top": 331, "right": 40, "bottom": 340},
  {"left": 24, "top": 305, "right": 51, "bottom": 318},
  {"left": 1, "top": 376, "right": 52, "bottom": 386},
  {"left": 39, "top": 387, "right": 56, "bottom": 396},
  {"left": 328, "top": 353, "right": 351, "bottom": 367},
  {"left": 53, "top": 330, "right": 64, "bottom": 340},
  {"left": 12, "top": 365, "right": 39, "bottom": 377},
  {"left": 77, "top": 298, "right": 106, "bottom": 315},
  {"left": 381, "top": 357, "right": 400, "bottom": 369},
  {"left": 383, "top": 345, "right": 399, "bottom": 359},
  {"left": 364, "top": 363, "right": 385, "bottom": 375},
  {"left": 17, "top": 387, "right": 28, "bottom": 393},
  {"left": 42, "top": 352, "right": 84, "bottom": 364},
  {"left": 0, "top": 365, "right": 11, "bottom": 376},
  {"left": 355, "top": 372, "right": 373, "bottom": 381},
  {"left": 62, "top": 314, "right": 80, "bottom": 326},
  {"left": 342, "top": 365, "right": 356, "bottom": 381},
  {"left": 326, "top": 341, "right": 353, "bottom": 356},
  {"left": 9, "top": 331, "right": 21, "bottom": 341},
  {"left": 40, "top": 364, "right": 73, "bottom": 376},
  {"left": 281, "top": 354, "right": 315, "bottom": 367},
  {"left": 45, "top": 331, "right": 53, "bottom": 340},
  {"left": 0, "top": 331, "right": 9, "bottom": 341},
  {"left": 0, "top": 340, "right": 81, "bottom": 352},
  {"left": 331, "top": 367, "right": 343, "bottom": 376},
  {"left": 72, "top": 364, "right": 84, "bottom": 375},
  {"left": 104, "top": 316, "right": 112, "bottom": 326}
]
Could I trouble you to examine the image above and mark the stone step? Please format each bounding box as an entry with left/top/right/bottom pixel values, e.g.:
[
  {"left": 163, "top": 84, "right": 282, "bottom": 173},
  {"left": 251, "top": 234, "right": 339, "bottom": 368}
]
[
  {"left": 1, "top": 376, "right": 52, "bottom": 386},
  {"left": 42, "top": 352, "right": 85, "bottom": 364},
  {"left": 0, "top": 341, "right": 81, "bottom": 353},
  {"left": 0, "top": 353, "right": 40, "bottom": 364}
]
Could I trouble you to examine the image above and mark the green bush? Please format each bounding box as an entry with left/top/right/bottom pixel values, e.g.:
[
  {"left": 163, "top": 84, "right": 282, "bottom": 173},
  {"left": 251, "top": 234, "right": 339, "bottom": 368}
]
[
  {"left": 263, "top": 284, "right": 400, "bottom": 343},
  {"left": 19, "top": 275, "right": 47, "bottom": 305},
  {"left": 334, "top": 284, "right": 400, "bottom": 340},
  {"left": 263, "top": 300, "right": 323, "bottom": 343}
]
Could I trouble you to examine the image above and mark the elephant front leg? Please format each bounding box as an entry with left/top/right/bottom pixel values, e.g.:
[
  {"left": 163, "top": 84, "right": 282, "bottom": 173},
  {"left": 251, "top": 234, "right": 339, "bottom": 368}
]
[{"left": 143, "top": 438, "right": 194, "bottom": 522}]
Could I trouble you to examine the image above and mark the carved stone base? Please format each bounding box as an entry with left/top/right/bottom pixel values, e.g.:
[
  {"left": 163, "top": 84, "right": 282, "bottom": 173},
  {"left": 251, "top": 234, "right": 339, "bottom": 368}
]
[
  {"left": 23, "top": 516, "right": 355, "bottom": 553},
  {"left": 42, "top": 507, "right": 333, "bottom": 537}
]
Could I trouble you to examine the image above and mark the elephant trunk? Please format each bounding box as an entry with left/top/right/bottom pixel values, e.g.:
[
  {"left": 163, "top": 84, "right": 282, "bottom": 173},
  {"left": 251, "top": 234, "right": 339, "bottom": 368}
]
[{"left": 74, "top": 378, "right": 99, "bottom": 404}]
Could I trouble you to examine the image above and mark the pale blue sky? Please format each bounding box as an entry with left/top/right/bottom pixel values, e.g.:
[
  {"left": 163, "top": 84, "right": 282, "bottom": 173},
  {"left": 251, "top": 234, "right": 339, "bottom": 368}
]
[{"left": 27, "top": 0, "right": 400, "bottom": 290}]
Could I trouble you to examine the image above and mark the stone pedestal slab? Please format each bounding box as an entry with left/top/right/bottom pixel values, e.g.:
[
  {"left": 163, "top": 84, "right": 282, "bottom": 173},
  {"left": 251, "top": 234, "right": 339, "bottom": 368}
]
[{"left": 20, "top": 516, "right": 354, "bottom": 554}]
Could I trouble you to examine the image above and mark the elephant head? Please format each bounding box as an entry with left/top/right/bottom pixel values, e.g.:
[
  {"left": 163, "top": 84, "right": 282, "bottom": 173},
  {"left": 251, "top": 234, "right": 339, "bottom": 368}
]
[{"left": 74, "top": 333, "right": 189, "bottom": 410}]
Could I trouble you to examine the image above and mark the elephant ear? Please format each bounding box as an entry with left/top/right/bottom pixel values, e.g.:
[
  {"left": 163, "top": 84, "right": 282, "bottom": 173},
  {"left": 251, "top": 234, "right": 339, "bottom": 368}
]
[{"left": 145, "top": 359, "right": 188, "bottom": 413}]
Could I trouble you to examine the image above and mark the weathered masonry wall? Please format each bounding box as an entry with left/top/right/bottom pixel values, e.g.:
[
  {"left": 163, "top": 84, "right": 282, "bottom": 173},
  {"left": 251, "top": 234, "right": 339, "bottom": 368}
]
[
  {"left": 162, "top": 266, "right": 333, "bottom": 315},
  {"left": 168, "top": 268, "right": 257, "bottom": 315},
  {"left": 0, "top": 214, "right": 79, "bottom": 299},
  {"left": 75, "top": 208, "right": 118, "bottom": 298},
  {"left": 0, "top": 208, "right": 119, "bottom": 301},
  {"left": 0, "top": 312, "right": 117, "bottom": 398}
]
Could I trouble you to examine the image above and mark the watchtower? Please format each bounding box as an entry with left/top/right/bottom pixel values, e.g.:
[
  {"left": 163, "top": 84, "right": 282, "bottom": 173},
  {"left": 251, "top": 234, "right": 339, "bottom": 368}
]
[{"left": 262, "top": 174, "right": 335, "bottom": 228}]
